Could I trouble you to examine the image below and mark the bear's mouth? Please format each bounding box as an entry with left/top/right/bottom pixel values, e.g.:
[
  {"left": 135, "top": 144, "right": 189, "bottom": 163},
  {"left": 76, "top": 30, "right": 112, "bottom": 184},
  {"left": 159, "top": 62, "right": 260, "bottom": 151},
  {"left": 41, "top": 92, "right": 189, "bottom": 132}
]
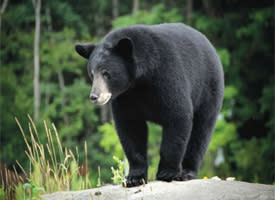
[{"left": 96, "top": 92, "right": 112, "bottom": 105}]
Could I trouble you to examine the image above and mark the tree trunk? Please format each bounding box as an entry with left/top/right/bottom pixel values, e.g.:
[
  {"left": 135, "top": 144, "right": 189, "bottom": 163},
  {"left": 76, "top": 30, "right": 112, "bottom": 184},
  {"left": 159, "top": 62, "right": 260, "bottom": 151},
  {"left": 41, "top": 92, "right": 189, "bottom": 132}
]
[
  {"left": 112, "top": 0, "right": 119, "bottom": 19},
  {"left": 44, "top": 6, "right": 51, "bottom": 111},
  {"left": 58, "top": 71, "right": 69, "bottom": 126},
  {"left": 32, "top": 0, "right": 41, "bottom": 121},
  {"left": 100, "top": 104, "right": 112, "bottom": 124},
  {"left": 100, "top": 105, "right": 108, "bottom": 124},
  {"left": 94, "top": 14, "right": 105, "bottom": 37},
  {"left": 94, "top": 11, "right": 110, "bottom": 120},
  {"left": 132, "top": 0, "right": 139, "bottom": 15},
  {"left": 184, "top": 0, "right": 193, "bottom": 23},
  {"left": 45, "top": 6, "right": 52, "bottom": 32},
  {"left": 0, "top": 0, "right": 9, "bottom": 33},
  {"left": 99, "top": 0, "right": 120, "bottom": 124},
  {"left": 202, "top": 0, "right": 216, "bottom": 18},
  {"left": 45, "top": 84, "right": 50, "bottom": 108}
]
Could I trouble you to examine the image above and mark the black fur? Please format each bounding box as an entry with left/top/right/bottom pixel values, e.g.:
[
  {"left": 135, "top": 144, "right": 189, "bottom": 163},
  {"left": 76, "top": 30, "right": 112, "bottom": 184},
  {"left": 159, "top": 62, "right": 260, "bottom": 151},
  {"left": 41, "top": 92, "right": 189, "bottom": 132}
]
[{"left": 75, "top": 23, "right": 224, "bottom": 187}]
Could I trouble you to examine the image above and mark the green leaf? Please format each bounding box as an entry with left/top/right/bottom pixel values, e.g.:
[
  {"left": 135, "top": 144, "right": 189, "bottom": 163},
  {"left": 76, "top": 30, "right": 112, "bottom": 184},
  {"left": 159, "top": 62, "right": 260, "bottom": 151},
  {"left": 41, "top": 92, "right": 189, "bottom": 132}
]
[
  {"left": 33, "top": 187, "right": 45, "bottom": 193},
  {"left": 23, "top": 183, "right": 32, "bottom": 190}
]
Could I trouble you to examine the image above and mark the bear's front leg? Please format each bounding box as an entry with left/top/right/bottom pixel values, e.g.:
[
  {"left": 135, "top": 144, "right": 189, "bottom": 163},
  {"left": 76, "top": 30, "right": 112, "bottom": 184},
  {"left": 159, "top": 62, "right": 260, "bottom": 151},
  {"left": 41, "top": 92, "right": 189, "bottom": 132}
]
[
  {"left": 117, "top": 120, "right": 148, "bottom": 187},
  {"left": 157, "top": 115, "right": 193, "bottom": 182},
  {"left": 112, "top": 102, "right": 148, "bottom": 187}
]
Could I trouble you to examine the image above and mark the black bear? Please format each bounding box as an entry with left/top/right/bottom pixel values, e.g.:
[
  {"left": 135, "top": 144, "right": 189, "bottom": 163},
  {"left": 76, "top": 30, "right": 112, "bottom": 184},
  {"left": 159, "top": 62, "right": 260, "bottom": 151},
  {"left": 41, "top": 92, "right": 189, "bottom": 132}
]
[{"left": 75, "top": 23, "right": 224, "bottom": 187}]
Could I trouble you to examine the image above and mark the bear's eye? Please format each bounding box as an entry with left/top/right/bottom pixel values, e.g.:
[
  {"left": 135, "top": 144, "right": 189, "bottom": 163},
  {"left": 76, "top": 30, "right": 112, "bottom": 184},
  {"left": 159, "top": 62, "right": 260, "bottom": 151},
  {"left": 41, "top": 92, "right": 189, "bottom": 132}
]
[{"left": 102, "top": 70, "right": 110, "bottom": 80}]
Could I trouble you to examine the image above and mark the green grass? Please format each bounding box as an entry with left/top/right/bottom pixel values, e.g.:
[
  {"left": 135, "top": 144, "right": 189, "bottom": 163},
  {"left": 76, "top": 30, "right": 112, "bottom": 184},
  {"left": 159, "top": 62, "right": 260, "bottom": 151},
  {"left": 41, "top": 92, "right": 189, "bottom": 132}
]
[
  {"left": 2, "top": 115, "right": 92, "bottom": 200},
  {"left": 110, "top": 156, "right": 125, "bottom": 185}
]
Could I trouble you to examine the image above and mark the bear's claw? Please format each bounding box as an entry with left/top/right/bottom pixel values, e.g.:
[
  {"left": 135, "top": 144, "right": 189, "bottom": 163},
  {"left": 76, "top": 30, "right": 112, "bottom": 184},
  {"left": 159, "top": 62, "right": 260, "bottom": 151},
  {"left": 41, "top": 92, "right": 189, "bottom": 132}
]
[
  {"left": 180, "top": 169, "right": 196, "bottom": 181},
  {"left": 122, "top": 176, "right": 147, "bottom": 187},
  {"left": 157, "top": 168, "right": 197, "bottom": 182},
  {"left": 156, "top": 169, "right": 181, "bottom": 182}
]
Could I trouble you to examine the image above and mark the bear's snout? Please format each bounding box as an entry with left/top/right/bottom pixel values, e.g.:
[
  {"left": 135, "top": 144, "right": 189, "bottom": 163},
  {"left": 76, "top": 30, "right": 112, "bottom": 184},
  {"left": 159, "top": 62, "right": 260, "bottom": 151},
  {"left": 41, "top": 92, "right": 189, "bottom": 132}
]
[{"left": 89, "top": 91, "right": 112, "bottom": 105}]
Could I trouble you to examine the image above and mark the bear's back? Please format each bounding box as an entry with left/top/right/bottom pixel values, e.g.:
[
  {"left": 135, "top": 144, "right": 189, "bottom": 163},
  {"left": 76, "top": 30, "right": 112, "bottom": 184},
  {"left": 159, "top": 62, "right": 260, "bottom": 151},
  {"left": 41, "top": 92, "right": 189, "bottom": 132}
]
[
  {"left": 150, "top": 23, "right": 207, "bottom": 44},
  {"left": 106, "top": 23, "right": 221, "bottom": 74},
  {"left": 104, "top": 23, "right": 224, "bottom": 109},
  {"left": 149, "top": 24, "right": 223, "bottom": 85}
]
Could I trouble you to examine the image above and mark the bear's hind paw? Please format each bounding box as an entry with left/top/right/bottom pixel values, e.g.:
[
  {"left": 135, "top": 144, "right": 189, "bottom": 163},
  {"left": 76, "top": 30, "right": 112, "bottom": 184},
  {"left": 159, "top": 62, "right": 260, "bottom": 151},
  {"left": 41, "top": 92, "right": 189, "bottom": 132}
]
[
  {"left": 156, "top": 169, "right": 181, "bottom": 182},
  {"left": 180, "top": 169, "right": 197, "bottom": 181}
]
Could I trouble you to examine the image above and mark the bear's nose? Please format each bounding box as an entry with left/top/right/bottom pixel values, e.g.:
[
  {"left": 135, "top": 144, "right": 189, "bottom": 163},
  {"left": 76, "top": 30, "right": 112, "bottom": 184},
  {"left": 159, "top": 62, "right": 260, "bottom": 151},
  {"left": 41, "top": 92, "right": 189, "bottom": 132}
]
[{"left": 89, "top": 93, "right": 98, "bottom": 103}]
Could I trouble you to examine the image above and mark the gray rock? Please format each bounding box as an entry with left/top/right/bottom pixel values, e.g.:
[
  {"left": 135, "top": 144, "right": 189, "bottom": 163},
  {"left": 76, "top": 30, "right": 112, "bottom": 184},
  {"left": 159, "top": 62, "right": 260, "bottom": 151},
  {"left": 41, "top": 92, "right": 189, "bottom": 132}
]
[{"left": 42, "top": 179, "right": 275, "bottom": 200}]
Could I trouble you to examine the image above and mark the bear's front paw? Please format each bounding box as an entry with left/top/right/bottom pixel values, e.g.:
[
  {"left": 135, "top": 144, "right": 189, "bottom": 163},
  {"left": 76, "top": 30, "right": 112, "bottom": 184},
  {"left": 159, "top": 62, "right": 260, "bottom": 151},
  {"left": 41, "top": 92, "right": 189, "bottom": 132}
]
[
  {"left": 156, "top": 169, "right": 181, "bottom": 182},
  {"left": 122, "top": 176, "right": 147, "bottom": 187}
]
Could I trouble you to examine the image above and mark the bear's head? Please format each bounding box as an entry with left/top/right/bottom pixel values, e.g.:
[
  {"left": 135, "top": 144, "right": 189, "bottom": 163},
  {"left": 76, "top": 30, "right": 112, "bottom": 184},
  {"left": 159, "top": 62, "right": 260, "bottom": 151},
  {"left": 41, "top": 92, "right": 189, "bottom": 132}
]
[{"left": 75, "top": 38, "right": 134, "bottom": 105}]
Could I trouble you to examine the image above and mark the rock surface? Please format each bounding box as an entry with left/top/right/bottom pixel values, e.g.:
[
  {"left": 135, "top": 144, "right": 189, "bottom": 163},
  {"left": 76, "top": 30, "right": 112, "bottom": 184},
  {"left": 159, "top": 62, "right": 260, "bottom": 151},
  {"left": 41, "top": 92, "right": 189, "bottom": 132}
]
[{"left": 42, "top": 179, "right": 275, "bottom": 200}]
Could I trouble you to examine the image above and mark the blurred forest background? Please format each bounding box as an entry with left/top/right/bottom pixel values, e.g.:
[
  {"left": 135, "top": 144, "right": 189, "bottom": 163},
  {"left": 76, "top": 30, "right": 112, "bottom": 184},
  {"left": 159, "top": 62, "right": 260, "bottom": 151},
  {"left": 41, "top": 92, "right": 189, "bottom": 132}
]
[{"left": 0, "top": 0, "right": 274, "bottom": 196}]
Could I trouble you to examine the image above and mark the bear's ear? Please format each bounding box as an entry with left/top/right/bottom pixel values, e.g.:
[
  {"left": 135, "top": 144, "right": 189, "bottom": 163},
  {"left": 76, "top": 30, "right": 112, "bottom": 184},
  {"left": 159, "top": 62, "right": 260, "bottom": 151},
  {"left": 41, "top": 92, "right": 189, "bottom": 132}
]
[
  {"left": 113, "top": 38, "right": 133, "bottom": 63},
  {"left": 75, "top": 43, "right": 95, "bottom": 59}
]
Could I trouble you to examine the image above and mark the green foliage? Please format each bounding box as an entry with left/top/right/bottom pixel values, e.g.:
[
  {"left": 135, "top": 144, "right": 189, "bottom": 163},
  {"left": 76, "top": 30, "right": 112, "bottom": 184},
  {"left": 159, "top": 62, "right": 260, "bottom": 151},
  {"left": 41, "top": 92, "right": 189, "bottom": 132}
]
[
  {"left": 192, "top": 13, "right": 223, "bottom": 37},
  {"left": 0, "top": 185, "right": 6, "bottom": 200},
  {"left": 45, "top": 78, "right": 99, "bottom": 144},
  {"left": 48, "top": 1, "right": 88, "bottom": 34},
  {"left": 40, "top": 29, "right": 85, "bottom": 75},
  {"left": 110, "top": 156, "right": 125, "bottom": 185},
  {"left": 112, "top": 4, "right": 183, "bottom": 28},
  {"left": 14, "top": 117, "right": 92, "bottom": 198},
  {"left": 259, "top": 86, "right": 274, "bottom": 134},
  {"left": 208, "top": 117, "right": 237, "bottom": 152},
  {"left": 231, "top": 132, "right": 275, "bottom": 183},
  {"left": 216, "top": 48, "right": 231, "bottom": 73},
  {"left": 98, "top": 122, "right": 126, "bottom": 183},
  {"left": 236, "top": 8, "right": 273, "bottom": 39},
  {"left": 23, "top": 181, "right": 45, "bottom": 200},
  {"left": 0, "top": 29, "right": 34, "bottom": 167},
  {"left": 99, "top": 122, "right": 124, "bottom": 159}
]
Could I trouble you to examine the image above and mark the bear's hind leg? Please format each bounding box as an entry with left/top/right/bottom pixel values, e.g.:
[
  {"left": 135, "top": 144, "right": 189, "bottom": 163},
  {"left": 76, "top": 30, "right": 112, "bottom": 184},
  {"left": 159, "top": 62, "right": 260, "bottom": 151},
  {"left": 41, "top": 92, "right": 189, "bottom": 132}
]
[
  {"left": 157, "top": 115, "right": 193, "bottom": 182},
  {"left": 181, "top": 110, "right": 219, "bottom": 180}
]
